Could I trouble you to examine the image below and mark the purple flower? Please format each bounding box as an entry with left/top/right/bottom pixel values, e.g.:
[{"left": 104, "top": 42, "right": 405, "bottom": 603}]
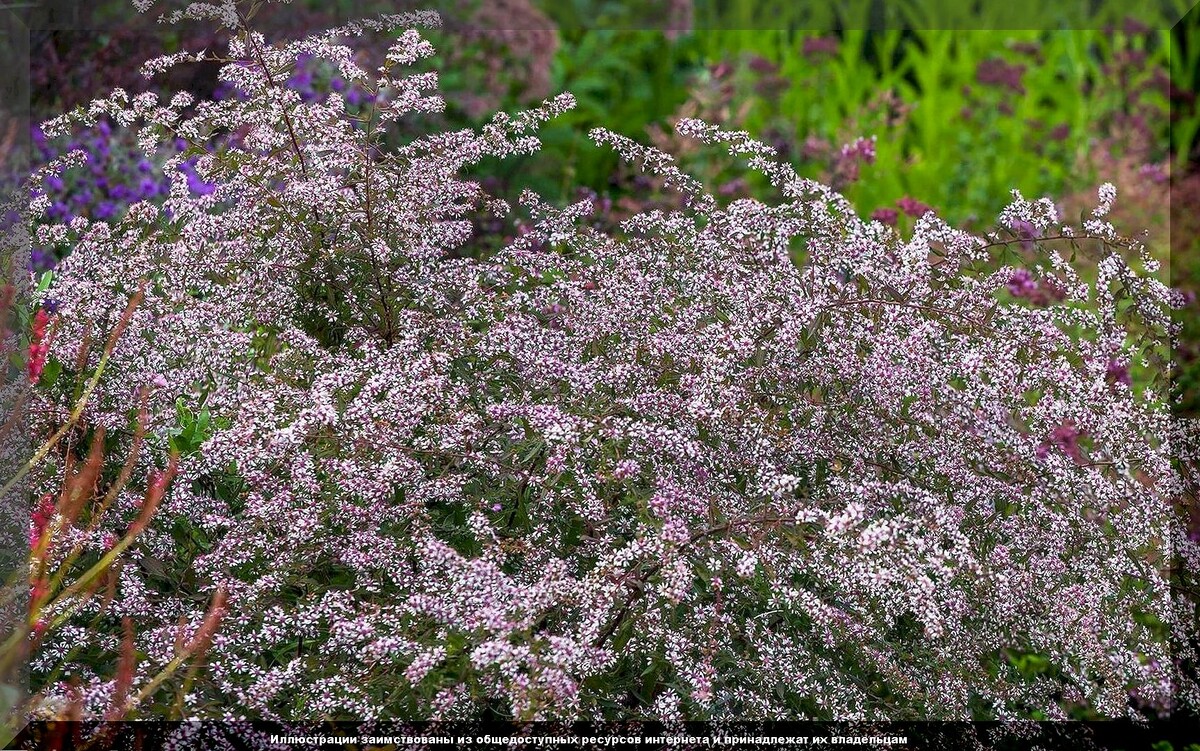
[
  {"left": 1008, "top": 218, "right": 1038, "bottom": 240},
  {"left": 1122, "top": 16, "right": 1149, "bottom": 35},
  {"left": 1138, "top": 163, "right": 1168, "bottom": 185},
  {"left": 1105, "top": 359, "right": 1132, "bottom": 387},
  {"left": 802, "top": 36, "right": 839, "bottom": 59},
  {"left": 1038, "top": 423, "right": 1084, "bottom": 463},
  {"left": 871, "top": 208, "right": 899, "bottom": 226},
  {"left": 976, "top": 58, "right": 1026, "bottom": 94},
  {"left": 288, "top": 71, "right": 314, "bottom": 90},
  {"left": 138, "top": 177, "right": 159, "bottom": 198},
  {"left": 29, "top": 247, "right": 56, "bottom": 273},
  {"left": 747, "top": 56, "right": 778, "bottom": 74},
  {"left": 45, "top": 175, "right": 64, "bottom": 193},
  {"left": 1008, "top": 218, "right": 1039, "bottom": 251},
  {"left": 718, "top": 178, "right": 747, "bottom": 196},
  {"left": 896, "top": 196, "right": 932, "bottom": 218},
  {"left": 186, "top": 171, "right": 217, "bottom": 196},
  {"left": 1007, "top": 268, "right": 1038, "bottom": 297},
  {"left": 94, "top": 201, "right": 117, "bottom": 220},
  {"left": 840, "top": 136, "right": 876, "bottom": 165}
]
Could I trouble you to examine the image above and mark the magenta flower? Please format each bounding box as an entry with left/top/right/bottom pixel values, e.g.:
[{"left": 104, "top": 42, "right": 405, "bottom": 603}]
[
  {"left": 1138, "top": 163, "right": 1169, "bottom": 185},
  {"left": 975, "top": 57, "right": 1026, "bottom": 94},
  {"left": 871, "top": 207, "right": 899, "bottom": 225},
  {"left": 1105, "top": 359, "right": 1132, "bottom": 387},
  {"left": 1008, "top": 218, "right": 1039, "bottom": 251},
  {"left": 1038, "top": 423, "right": 1085, "bottom": 463},
  {"left": 840, "top": 136, "right": 876, "bottom": 165},
  {"left": 896, "top": 196, "right": 932, "bottom": 217},
  {"left": 1006, "top": 268, "right": 1038, "bottom": 297},
  {"left": 802, "top": 36, "right": 839, "bottom": 59}
]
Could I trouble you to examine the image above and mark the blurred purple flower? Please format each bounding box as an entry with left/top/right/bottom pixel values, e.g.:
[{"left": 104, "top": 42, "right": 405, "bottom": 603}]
[
  {"left": 1105, "top": 359, "right": 1132, "bottom": 387},
  {"left": 896, "top": 196, "right": 932, "bottom": 218},
  {"left": 976, "top": 58, "right": 1026, "bottom": 94},
  {"left": 800, "top": 135, "right": 830, "bottom": 161},
  {"left": 47, "top": 201, "right": 69, "bottom": 220},
  {"left": 871, "top": 208, "right": 899, "bottom": 226},
  {"left": 185, "top": 170, "right": 217, "bottom": 196},
  {"left": 29, "top": 247, "right": 56, "bottom": 274},
  {"left": 138, "top": 177, "right": 159, "bottom": 198},
  {"left": 747, "top": 55, "right": 778, "bottom": 74},
  {"left": 1138, "top": 163, "right": 1169, "bottom": 185},
  {"left": 718, "top": 178, "right": 747, "bottom": 196},
  {"left": 1007, "top": 268, "right": 1038, "bottom": 297},
  {"left": 1046, "top": 423, "right": 1084, "bottom": 463},
  {"left": 802, "top": 36, "right": 839, "bottom": 59},
  {"left": 840, "top": 136, "right": 876, "bottom": 165},
  {"left": 1008, "top": 218, "right": 1039, "bottom": 251}
]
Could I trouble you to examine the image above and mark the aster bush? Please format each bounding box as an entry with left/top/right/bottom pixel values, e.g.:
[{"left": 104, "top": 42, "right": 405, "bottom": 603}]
[{"left": 5, "top": 0, "right": 1197, "bottom": 725}]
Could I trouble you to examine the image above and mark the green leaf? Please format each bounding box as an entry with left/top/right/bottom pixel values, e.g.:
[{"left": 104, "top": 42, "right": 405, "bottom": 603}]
[
  {"left": 38, "top": 358, "right": 63, "bottom": 388},
  {"left": 35, "top": 271, "right": 54, "bottom": 295}
]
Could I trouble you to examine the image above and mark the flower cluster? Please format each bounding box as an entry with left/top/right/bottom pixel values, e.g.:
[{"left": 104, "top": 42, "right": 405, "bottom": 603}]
[
  {"left": 28, "top": 121, "right": 172, "bottom": 254},
  {"left": 871, "top": 196, "right": 933, "bottom": 226},
  {"left": 8, "top": 0, "right": 1195, "bottom": 725},
  {"left": 1004, "top": 268, "right": 1066, "bottom": 306}
]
